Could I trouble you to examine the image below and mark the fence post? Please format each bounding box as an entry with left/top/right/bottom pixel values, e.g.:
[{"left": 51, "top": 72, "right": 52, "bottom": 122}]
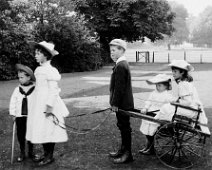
[
  {"left": 146, "top": 51, "right": 150, "bottom": 63},
  {"left": 184, "top": 51, "right": 186, "bottom": 61},
  {"left": 200, "top": 54, "right": 203, "bottom": 64},
  {"left": 145, "top": 52, "right": 147, "bottom": 63},
  {"left": 168, "top": 53, "right": 170, "bottom": 63},
  {"left": 152, "top": 51, "right": 154, "bottom": 63}
]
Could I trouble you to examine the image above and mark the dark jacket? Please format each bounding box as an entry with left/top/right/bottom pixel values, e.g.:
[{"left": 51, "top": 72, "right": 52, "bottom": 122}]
[{"left": 109, "top": 60, "right": 134, "bottom": 110}]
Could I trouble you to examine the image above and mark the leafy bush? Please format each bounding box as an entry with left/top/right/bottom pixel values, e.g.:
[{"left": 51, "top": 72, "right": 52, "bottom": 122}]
[
  {"left": 33, "top": 15, "right": 102, "bottom": 73},
  {"left": 0, "top": 32, "right": 36, "bottom": 80},
  {"left": 0, "top": 1, "right": 102, "bottom": 80}
]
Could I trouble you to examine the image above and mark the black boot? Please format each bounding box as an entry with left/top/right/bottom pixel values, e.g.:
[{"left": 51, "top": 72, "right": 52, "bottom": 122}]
[
  {"left": 17, "top": 151, "right": 25, "bottom": 162},
  {"left": 28, "top": 141, "right": 40, "bottom": 162},
  {"left": 139, "top": 135, "right": 152, "bottom": 154},
  {"left": 17, "top": 142, "right": 25, "bottom": 162},
  {"left": 109, "top": 145, "right": 125, "bottom": 158},
  {"left": 139, "top": 136, "right": 155, "bottom": 155},
  {"left": 112, "top": 130, "right": 133, "bottom": 164},
  {"left": 37, "top": 143, "right": 55, "bottom": 166},
  {"left": 109, "top": 129, "right": 126, "bottom": 158},
  {"left": 112, "top": 150, "right": 133, "bottom": 164},
  {"left": 36, "top": 143, "right": 48, "bottom": 163}
]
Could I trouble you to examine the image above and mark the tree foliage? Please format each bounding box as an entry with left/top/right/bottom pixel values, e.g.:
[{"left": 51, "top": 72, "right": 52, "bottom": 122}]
[
  {"left": 190, "top": 6, "right": 212, "bottom": 47},
  {"left": 156, "top": 1, "right": 189, "bottom": 49},
  {"left": 29, "top": 0, "right": 101, "bottom": 72},
  {"left": 168, "top": 2, "right": 189, "bottom": 45},
  {"left": 0, "top": 0, "right": 101, "bottom": 80},
  {"left": 75, "top": 0, "right": 175, "bottom": 53},
  {"left": 0, "top": 0, "right": 35, "bottom": 80},
  {"left": 1, "top": 0, "right": 176, "bottom": 80}
]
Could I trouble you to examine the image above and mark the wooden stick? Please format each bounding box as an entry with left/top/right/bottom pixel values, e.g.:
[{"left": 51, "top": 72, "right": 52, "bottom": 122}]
[
  {"left": 119, "top": 109, "right": 209, "bottom": 127},
  {"left": 11, "top": 120, "right": 16, "bottom": 164},
  {"left": 118, "top": 109, "right": 167, "bottom": 124}
]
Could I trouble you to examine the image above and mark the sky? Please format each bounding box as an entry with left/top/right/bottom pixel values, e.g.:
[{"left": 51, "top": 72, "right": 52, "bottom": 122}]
[{"left": 167, "top": 0, "right": 212, "bottom": 16}]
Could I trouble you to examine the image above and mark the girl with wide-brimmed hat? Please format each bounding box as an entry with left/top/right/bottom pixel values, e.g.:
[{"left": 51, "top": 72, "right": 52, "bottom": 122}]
[
  {"left": 155, "top": 60, "right": 208, "bottom": 124},
  {"left": 26, "top": 41, "right": 69, "bottom": 166}
]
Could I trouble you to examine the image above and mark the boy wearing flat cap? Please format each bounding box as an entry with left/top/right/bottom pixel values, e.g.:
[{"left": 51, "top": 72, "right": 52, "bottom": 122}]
[
  {"left": 9, "top": 64, "right": 36, "bottom": 162},
  {"left": 109, "top": 39, "right": 134, "bottom": 164}
]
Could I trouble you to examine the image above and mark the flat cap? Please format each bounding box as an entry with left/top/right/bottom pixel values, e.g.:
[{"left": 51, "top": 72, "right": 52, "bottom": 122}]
[{"left": 109, "top": 39, "right": 127, "bottom": 50}]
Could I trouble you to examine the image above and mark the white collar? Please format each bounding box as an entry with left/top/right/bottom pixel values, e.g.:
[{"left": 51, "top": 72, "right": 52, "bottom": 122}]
[
  {"left": 40, "top": 60, "right": 51, "bottom": 66},
  {"left": 116, "top": 56, "right": 126, "bottom": 64}
]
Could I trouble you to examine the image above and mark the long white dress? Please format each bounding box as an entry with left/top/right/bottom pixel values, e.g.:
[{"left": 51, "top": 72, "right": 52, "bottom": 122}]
[
  {"left": 155, "top": 81, "right": 208, "bottom": 124},
  {"left": 26, "top": 61, "right": 69, "bottom": 144},
  {"left": 140, "top": 90, "right": 174, "bottom": 136}
]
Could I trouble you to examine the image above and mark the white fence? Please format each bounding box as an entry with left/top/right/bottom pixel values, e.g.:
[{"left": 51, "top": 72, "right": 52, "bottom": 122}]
[{"left": 126, "top": 49, "right": 212, "bottom": 63}]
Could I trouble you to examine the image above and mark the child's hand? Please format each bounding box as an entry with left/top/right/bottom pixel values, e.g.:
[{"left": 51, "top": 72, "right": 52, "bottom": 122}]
[
  {"left": 45, "top": 112, "right": 53, "bottom": 117},
  {"left": 111, "top": 106, "right": 118, "bottom": 112},
  {"left": 45, "top": 105, "right": 53, "bottom": 113},
  {"left": 12, "top": 116, "right": 16, "bottom": 122},
  {"left": 141, "top": 108, "right": 147, "bottom": 114}
]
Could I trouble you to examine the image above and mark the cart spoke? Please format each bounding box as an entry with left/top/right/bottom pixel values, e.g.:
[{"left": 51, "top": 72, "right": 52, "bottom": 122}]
[
  {"left": 158, "top": 146, "right": 176, "bottom": 159},
  {"left": 154, "top": 144, "right": 175, "bottom": 148},
  {"left": 168, "top": 147, "right": 177, "bottom": 164},
  {"left": 177, "top": 148, "right": 181, "bottom": 161},
  {"left": 182, "top": 143, "right": 203, "bottom": 149},
  {"left": 180, "top": 148, "right": 193, "bottom": 167},
  {"left": 183, "top": 145, "right": 202, "bottom": 157},
  {"left": 154, "top": 122, "right": 204, "bottom": 169},
  {"left": 182, "top": 132, "right": 198, "bottom": 142}
]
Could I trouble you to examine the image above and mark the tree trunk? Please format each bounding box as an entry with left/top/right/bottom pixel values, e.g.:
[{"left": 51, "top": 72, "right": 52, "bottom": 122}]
[
  {"left": 99, "top": 35, "right": 112, "bottom": 63},
  {"left": 167, "top": 43, "right": 171, "bottom": 50}
]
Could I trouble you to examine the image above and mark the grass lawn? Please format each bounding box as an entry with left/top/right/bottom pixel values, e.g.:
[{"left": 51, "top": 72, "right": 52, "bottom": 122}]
[{"left": 0, "top": 63, "right": 212, "bottom": 170}]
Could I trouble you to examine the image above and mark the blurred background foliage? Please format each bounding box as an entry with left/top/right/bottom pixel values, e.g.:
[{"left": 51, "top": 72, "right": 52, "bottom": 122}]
[{"left": 2, "top": 0, "right": 211, "bottom": 80}]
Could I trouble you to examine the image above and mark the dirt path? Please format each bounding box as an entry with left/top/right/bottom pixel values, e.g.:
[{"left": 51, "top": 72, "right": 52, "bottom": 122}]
[{"left": 1, "top": 63, "right": 212, "bottom": 111}]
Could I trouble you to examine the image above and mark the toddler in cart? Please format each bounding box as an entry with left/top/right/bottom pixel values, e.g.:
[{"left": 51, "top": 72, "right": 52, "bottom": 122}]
[{"left": 139, "top": 74, "right": 175, "bottom": 155}]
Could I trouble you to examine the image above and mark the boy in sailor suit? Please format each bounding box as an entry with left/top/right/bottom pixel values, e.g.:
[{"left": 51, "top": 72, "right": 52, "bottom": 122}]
[{"left": 9, "top": 64, "right": 36, "bottom": 162}]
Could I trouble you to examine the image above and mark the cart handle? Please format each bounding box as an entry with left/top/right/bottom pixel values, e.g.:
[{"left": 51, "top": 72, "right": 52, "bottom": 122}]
[{"left": 171, "top": 102, "right": 202, "bottom": 112}]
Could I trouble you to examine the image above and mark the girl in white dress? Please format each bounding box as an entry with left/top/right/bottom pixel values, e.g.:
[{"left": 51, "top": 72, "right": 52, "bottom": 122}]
[
  {"left": 139, "top": 74, "right": 175, "bottom": 155},
  {"left": 155, "top": 60, "right": 208, "bottom": 124},
  {"left": 26, "top": 41, "right": 69, "bottom": 166}
]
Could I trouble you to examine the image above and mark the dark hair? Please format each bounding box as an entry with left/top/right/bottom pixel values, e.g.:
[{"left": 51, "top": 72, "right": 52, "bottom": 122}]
[
  {"left": 35, "top": 46, "right": 52, "bottom": 60},
  {"left": 18, "top": 70, "right": 30, "bottom": 77},
  {"left": 160, "top": 81, "right": 172, "bottom": 90},
  {"left": 171, "top": 66, "right": 193, "bottom": 82}
]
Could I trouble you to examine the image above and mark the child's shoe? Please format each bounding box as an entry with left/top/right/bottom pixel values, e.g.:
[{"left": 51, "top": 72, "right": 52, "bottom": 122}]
[
  {"left": 28, "top": 152, "right": 40, "bottom": 162},
  {"left": 138, "top": 146, "right": 149, "bottom": 154},
  {"left": 17, "top": 152, "right": 25, "bottom": 162}
]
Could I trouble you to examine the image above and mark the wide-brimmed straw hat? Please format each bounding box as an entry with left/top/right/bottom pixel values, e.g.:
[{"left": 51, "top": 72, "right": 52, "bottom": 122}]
[
  {"left": 168, "top": 60, "right": 194, "bottom": 72},
  {"left": 33, "top": 41, "right": 59, "bottom": 56},
  {"left": 16, "top": 64, "right": 36, "bottom": 81},
  {"left": 146, "top": 74, "right": 171, "bottom": 85},
  {"left": 109, "top": 39, "right": 127, "bottom": 51}
]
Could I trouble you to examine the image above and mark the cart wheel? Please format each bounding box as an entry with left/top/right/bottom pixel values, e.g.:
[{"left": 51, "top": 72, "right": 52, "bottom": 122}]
[{"left": 154, "top": 122, "right": 204, "bottom": 169}]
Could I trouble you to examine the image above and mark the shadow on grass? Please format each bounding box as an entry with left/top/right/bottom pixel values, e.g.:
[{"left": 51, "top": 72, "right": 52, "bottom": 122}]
[{"left": 63, "top": 85, "right": 153, "bottom": 99}]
